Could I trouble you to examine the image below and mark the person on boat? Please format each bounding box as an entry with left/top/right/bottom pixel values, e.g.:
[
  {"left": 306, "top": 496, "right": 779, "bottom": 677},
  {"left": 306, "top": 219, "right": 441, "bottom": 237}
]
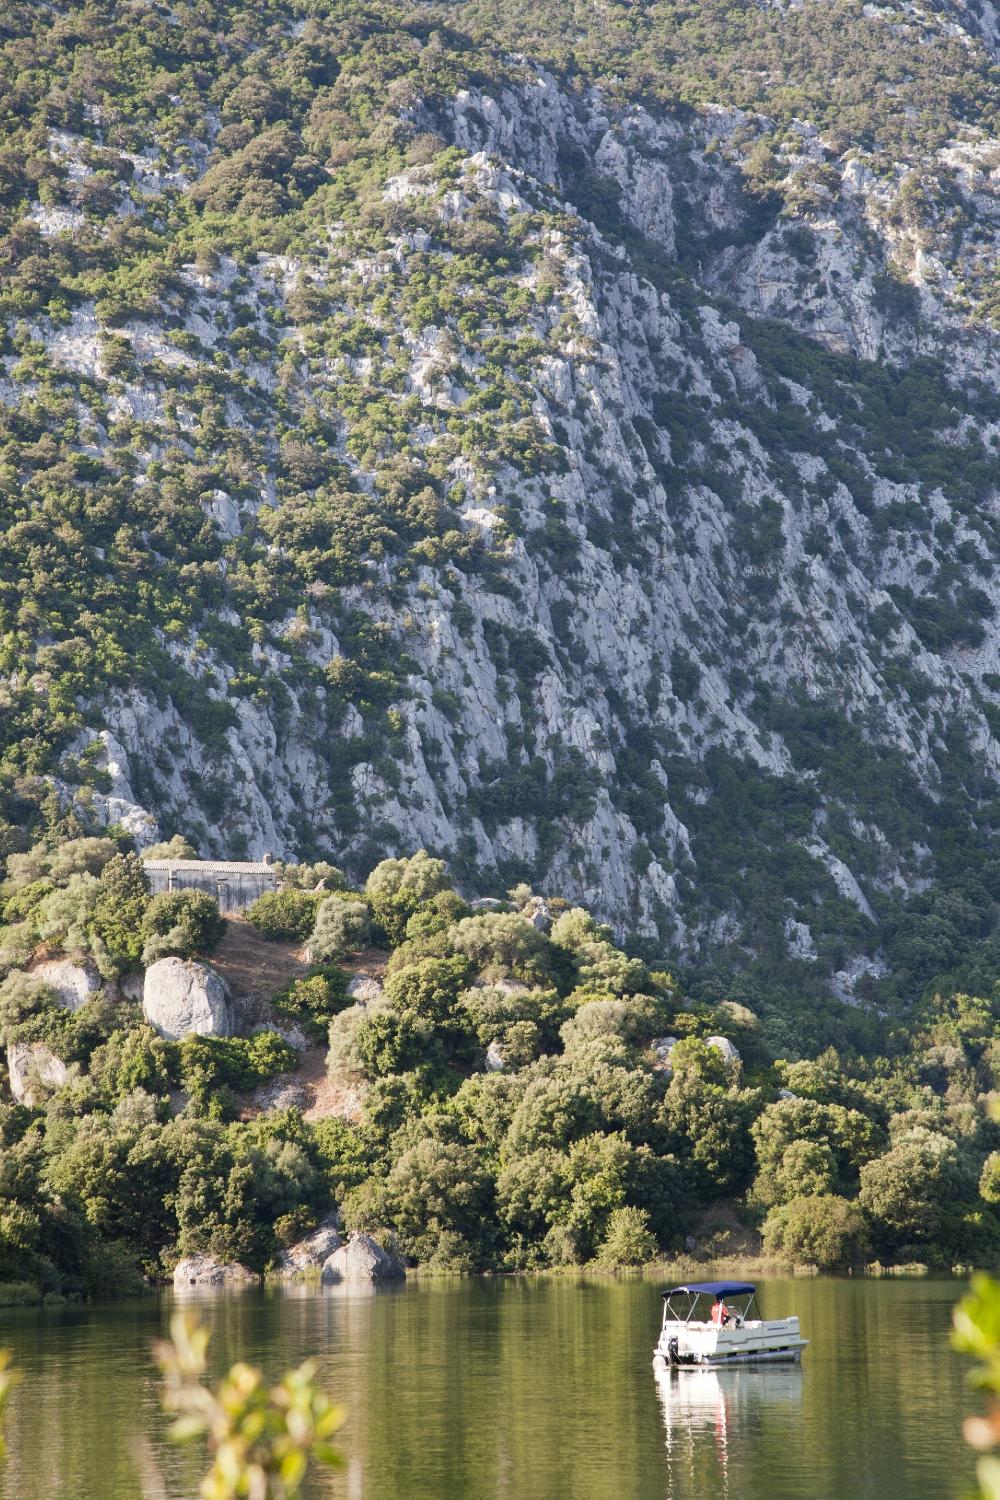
[{"left": 710, "top": 1296, "right": 731, "bottom": 1327}]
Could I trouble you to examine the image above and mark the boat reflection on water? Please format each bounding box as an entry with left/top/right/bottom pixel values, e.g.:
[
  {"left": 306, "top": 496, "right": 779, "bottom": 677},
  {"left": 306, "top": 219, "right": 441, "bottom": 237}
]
[{"left": 655, "top": 1364, "right": 804, "bottom": 1497}]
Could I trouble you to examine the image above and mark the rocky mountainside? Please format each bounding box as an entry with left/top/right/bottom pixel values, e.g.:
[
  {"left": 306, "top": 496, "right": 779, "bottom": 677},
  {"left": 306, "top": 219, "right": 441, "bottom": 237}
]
[{"left": 3, "top": 1, "right": 1000, "bottom": 1018}]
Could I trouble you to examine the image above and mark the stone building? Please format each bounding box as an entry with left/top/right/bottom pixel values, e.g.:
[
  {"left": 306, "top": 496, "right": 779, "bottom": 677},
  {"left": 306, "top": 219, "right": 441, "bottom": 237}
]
[{"left": 142, "top": 856, "right": 278, "bottom": 914}]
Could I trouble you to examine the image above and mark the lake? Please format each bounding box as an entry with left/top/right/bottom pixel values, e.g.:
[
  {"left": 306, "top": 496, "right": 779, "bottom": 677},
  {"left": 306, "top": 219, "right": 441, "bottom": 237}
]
[{"left": 0, "top": 1275, "right": 978, "bottom": 1499}]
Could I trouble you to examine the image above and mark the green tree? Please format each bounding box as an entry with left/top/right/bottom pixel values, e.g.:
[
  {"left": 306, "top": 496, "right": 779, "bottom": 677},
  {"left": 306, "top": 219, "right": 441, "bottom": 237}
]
[
  {"left": 595, "top": 1206, "right": 658, "bottom": 1268},
  {"left": 248, "top": 890, "right": 320, "bottom": 942},
  {"left": 364, "top": 852, "right": 451, "bottom": 943},
  {"left": 859, "top": 1129, "right": 975, "bottom": 1260},
  {"left": 142, "top": 890, "right": 226, "bottom": 963},
  {"left": 762, "top": 1194, "right": 869, "bottom": 1272},
  {"left": 309, "top": 898, "right": 370, "bottom": 961},
  {"left": 89, "top": 853, "right": 150, "bottom": 975}
]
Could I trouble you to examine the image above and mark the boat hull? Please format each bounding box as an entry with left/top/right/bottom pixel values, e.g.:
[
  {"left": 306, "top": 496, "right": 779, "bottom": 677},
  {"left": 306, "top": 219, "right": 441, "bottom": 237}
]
[
  {"left": 653, "top": 1343, "right": 805, "bottom": 1370},
  {"left": 653, "top": 1314, "right": 807, "bottom": 1370}
]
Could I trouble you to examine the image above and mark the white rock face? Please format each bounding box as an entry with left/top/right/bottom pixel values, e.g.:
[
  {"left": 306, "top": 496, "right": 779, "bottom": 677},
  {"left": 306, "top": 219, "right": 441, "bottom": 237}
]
[
  {"left": 276, "top": 1214, "right": 342, "bottom": 1276},
  {"left": 142, "top": 958, "right": 233, "bottom": 1040},
  {"left": 320, "top": 1232, "right": 406, "bottom": 1284},
  {"left": 7, "top": 1042, "right": 68, "bottom": 1105},
  {"left": 485, "top": 1039, "right": 507, "bottom": 1072},
  {"left": 706, "top": 1036, "right": 741, "bottom": 1067},
  {"left": 650, "top": 1036, "right": 678, "bottom": 1072},
  {"left": 31, "top": 62, "right": 1000, "bottom": 1004},
  {"left": 173, "top": 1254, "right": 257, "bottom": 1288},
  {"left": 346, "top": 975, "right": 383, "bottom": 1007},
  {"left": 31, "top": 959, "right": 104, "bottom": 1012}
]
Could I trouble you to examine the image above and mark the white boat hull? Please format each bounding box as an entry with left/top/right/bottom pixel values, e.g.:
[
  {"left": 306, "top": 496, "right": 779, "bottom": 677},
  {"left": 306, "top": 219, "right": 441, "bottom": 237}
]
[{"left": 653, "top": 1315, "right": 807, "bottom": 1369}]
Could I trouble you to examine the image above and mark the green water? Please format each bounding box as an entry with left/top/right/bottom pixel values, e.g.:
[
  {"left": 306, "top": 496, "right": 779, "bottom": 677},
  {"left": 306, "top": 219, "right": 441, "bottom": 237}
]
[{"left": 0, "top": 1276, "right": 977, "bottom": 1499}]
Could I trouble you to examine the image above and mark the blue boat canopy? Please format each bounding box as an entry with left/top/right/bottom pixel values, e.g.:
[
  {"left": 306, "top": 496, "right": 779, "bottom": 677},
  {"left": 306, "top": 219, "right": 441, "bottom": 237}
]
[{"left": 662, "top": 1281, "right": 755, "bottom": 1299}]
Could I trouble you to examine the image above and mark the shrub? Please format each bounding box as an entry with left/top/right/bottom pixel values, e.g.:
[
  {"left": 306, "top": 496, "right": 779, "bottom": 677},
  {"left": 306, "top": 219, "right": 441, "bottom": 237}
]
[
  {"left": 141, "top": 890, "right": 226, "bottom": 963},
  {"left": 762, "top": 1194, "right": 869, "bottom": 1271},
  {"left": 364, "top": 852, "right": 451, "bottom": 943},
  {"left": 248, "top": 890, "right": 321, "bottom": 942},
  {"left": 0, "top": 973, "right": 74, "bottom": 1051},
  {"left": 274, "top": 969, "right": 350, "bottom": 1041},
  {"left": 178, "top": 1033, "right": 296, "bottom": 1112},
  {"left": 309, "top": 898, "right": 371, "bottom": 962},
  {"left": 449, "top": 913, "right": 553, "bottom": 983},
  {"left": 595, "top": 1206, "right": 658, "bottom": 1267},
  {"left": 143, "top": 836, "right": 197, "bottom": 860},
  {"left": 88, "top": 1024, "right": 175, "bottom": 1101}
]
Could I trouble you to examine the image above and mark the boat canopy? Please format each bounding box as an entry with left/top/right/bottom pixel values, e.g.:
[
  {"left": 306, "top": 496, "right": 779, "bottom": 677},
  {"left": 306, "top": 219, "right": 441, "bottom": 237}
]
[{"left": 661, "top": 1281, "right": 755, "bottom": 1299}]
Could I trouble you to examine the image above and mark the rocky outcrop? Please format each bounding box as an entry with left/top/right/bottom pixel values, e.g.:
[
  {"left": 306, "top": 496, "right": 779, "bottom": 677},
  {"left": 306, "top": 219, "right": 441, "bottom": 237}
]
[
  {"left": 276, "top": 1215, "right": 343, "bottom": 1276},
  {"left": 320, "top": 1232, "right": 406, "bottom": 1285},
  {"left": 650, "top": 1037, "right": 678, "bottom": 1072},
  {"left": 24, "top": 53, "right": 1000, "bottom": 1010},
  {"left": 173, "top": 1254, "right": 257, "bottom": 1288},
  {"left": 706, "top": 1036, "right": 741, "bottom": 1067},
  {"left": 346, "top": 975, "right": 383, "bottom": 1007},
  {"left": 485, "top": 1039, "right": 507, "bottom": 1072},
  {"left": 142, "top": 958, "right": 233, "bottom": 1040},
  {"left": 252, "top": 1076, "right": 310, "bottom": 1113},
  {"left": 7, "top": 1042, "right": 68, "bottom": 1105},
  {"left": 31, "top": 959, "right": 104, "bottom": 1012}
]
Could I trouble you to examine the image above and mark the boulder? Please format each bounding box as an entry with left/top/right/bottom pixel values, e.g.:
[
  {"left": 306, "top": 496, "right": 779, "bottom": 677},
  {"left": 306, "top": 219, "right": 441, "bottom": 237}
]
[
  {"left": 173, "top": 1254, "right": 257, "bottom": 1289},
  {"left": 320, "top": 1231, "right": 405, "bottom": 1285},
  {"left": 119, "top": 971, "right": 145, "bottom": 1004},
  {"left": 521, "top": 896, "right": 552, "bottom": 932},
  {"left": 7, "top": 1042, "right": 68, "bottom": 1105},
  {"left": 346, "top": 974, "right": 383, "bottom": 1007},
  {"left": 252, "top": 1019, "right": 308, "bottom": 1053},
  {"left": 485, "top": 1039, "right": 506, "bottom": 1072},
  {"left": 706, "top": 1036, "right": 741, "bottom": 1067},
  {"left": 650, "top": 1036, "right": 678, "bottom": 1071},
  {"left": 31, "top": 958, "right": 103, "bottom": 1012},
  {"left": 142, "top": 958, "right": 233, "bottom": 1040},
  {"left": 253, "top": 1076, "right": 310, "bottom": 1113},
  {"left": 276, "top": 1214, "right": 342, "bottom": 1276}
]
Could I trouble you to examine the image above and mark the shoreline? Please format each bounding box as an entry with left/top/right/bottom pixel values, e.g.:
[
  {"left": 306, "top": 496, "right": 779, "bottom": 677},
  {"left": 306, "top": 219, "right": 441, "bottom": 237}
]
[{"left": 0, "top": 1254, "right": 976, "bottom": 1310}]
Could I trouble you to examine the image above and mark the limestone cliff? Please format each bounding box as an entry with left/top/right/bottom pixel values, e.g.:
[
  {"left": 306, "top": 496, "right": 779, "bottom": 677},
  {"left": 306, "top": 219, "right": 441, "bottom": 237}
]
[{"left": 5, "top": 5, "right": 1000, "bottom": 1004}]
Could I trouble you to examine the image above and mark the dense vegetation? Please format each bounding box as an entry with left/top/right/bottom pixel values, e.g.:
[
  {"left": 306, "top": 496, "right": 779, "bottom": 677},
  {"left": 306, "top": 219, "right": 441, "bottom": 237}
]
[{"left": 0, "top": 843, "right": 999, "bottom": 1295}]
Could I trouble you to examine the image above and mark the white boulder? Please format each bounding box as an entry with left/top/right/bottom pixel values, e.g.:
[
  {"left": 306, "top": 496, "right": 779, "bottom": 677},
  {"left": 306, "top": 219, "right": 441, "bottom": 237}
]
[
  {"left": 276, "top": 1214, "right": 342, "bottom": 1276},
  {"left": 706, "top": 1036, "right": 741, "bottom": 1067},
  {"left": 521, "top": 896, "right": 552, "bottom": 931},
  {"left": 320, "top": 1231, "right": 405, "bottom": 1285},
  {"left": 142, "top": 958, "right": 233, "bottom": 1040},
  {"left": 346, "top": 974, "right": 383, "bottom": 1006},
  {"left": 31, "top": 959, "right": 103, "bottom": 1012},
  {"left": 7, "top": 1042, "right": 68, "bottom": 1105},
  {"left": 650, "top": 1036, "right": 678, "bottom": 1071},
  {"left": 485, "top": 1039, "right": 507, "bottom": 1072},
  {"left": 173, "top": 1254, "right": 257, "bottom": 1288}
]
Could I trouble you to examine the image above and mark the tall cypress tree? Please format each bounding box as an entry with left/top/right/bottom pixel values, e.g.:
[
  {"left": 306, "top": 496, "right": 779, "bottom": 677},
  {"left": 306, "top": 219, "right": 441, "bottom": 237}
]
[{"left": 90, "top": 852, "right": 150, "bottom": 976}]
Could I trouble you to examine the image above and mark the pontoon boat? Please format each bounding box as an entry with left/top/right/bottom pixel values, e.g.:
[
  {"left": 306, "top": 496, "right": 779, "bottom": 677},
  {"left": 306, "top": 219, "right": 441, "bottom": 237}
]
[{"left": 652, "top": 1280, "right": 807, "bottom": 1369}]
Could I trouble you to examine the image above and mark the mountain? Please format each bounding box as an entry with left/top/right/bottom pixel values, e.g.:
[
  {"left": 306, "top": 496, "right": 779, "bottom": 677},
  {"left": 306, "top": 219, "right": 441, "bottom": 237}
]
[{"left": 3, "top": 0, "right": 1000, "bottom": 1025}]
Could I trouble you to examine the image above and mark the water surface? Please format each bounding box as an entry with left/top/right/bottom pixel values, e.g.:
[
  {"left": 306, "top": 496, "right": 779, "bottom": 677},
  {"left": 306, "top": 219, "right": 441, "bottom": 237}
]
[{"left": 0, "top": 1276, "right": 976, "bottom": 1499}]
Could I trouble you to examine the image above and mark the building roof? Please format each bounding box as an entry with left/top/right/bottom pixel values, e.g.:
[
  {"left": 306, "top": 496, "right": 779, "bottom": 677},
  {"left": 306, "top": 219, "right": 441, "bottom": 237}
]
[{"left": 142, "top": 859, "right": 276, "bottom": 874}]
